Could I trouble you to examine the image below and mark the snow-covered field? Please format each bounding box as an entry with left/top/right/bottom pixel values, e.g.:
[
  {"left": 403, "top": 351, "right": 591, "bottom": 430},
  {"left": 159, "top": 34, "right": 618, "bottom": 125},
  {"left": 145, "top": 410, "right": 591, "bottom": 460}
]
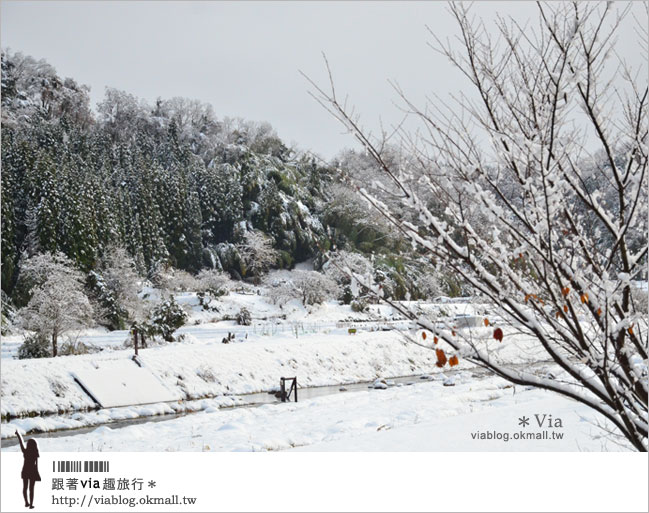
[
  {"left": 1, "top": 330, "right": 456, "bottom": 419},
  {"left": 1, "top": 276, "right": 488, "bottom": 360},
  {"left": 2, "top": 323, "right": 542, "bottom": 429},
  {"left": 2, "top": 303, "right": 542, "bottom": 422},
  {"left": 1, "top": 289, "right": 507, "bottom": 419},
  {"left": 2, "top": 374, "right": 624, "bottom": 452},
  {"left": 1, "top": 283, "right": 622, "bottom": 451}
]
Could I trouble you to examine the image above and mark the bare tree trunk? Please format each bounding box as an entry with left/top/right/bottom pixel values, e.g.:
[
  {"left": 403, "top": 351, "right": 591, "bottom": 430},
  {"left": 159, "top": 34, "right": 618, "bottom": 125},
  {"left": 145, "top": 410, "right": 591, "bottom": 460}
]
[
  {"left": 133, "top": 327, "right": 139, "bottom": 356},
  {"left": 51, "top": 331, "right": 57, "bottom": 357}
]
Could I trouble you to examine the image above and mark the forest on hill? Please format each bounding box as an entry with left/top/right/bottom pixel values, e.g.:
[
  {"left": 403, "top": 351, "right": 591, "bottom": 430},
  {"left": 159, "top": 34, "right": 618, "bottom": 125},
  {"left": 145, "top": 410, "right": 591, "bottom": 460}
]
[{"left": 1, "top": 50, "right": 449, "bottom": 326}]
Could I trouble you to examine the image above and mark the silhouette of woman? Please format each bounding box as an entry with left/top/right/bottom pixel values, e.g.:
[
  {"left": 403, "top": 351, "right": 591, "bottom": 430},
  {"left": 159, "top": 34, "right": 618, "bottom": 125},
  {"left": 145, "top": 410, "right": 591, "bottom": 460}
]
[{"left": 16, "top": 431, "right": 40, "bottom": 509}]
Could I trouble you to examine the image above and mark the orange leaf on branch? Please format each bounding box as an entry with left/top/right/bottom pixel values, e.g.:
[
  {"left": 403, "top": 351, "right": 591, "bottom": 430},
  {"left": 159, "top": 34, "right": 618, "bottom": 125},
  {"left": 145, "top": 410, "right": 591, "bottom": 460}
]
[
  {"left": 562, "top": 287, "right": 570, "bottom": 297},
  {"left": 449, "top": 355, "right": 459, "bottom": 367},
  {"left": 435, "top": 348, "right": 447, "bottom": 367},
  {"left": 580, "top": 293, "right": 588, "bottom": 304},
  {"left": 422, "top": 331, "right": 427, "bottom": 340},
  {"left": 484, "top": 318, "right": 489, "bottom": 327},
  {"left": 493, "top": 328, "right": 503, "bottom": 342}
]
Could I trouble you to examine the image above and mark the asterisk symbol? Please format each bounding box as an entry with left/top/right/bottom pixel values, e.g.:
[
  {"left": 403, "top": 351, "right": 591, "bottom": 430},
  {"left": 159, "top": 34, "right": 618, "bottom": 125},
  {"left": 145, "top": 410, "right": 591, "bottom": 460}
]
[
  {"left": 518, "top": 416, "right": 530, "bottom": 427},
  {"left": 148, "top": 480, "right": 156, "bottom": 488}
]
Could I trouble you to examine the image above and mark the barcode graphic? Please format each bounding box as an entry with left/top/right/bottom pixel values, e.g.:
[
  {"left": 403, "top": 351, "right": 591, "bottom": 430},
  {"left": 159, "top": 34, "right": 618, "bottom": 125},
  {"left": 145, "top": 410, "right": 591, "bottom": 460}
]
[{"left": 53, "top": 461, "right": 109, "bottom": 472}]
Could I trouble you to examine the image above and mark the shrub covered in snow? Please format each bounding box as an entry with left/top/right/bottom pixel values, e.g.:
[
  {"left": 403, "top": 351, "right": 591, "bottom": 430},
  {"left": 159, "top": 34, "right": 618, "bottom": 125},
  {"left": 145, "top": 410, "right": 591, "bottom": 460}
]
[
  {"left": 351, "top": 299, "right": 368, "bottom": 313},
  {"left": 170, "top": 270, "right": 201, "bottom": 292},
  {"left": 152, "top": 267, "right": 200, "bottom": 293},
  {"left": 148, "top": 296, "right": 188, "bottom": 342},
  {"left": 58, "top": 338, "right": 96, "bottom": 356},
  {"left": 17, "top": 333, "right": 52, "bottom": 359},
  {"left": 236, "top": 307, "right": 252, "bottom": 326},
  {"left": 196, "top": 269, "right": 231, "bottom": 296}
]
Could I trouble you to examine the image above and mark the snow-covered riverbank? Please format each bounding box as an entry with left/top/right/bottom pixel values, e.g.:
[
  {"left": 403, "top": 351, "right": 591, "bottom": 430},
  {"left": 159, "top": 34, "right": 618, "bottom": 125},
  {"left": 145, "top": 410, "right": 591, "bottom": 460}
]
[
  {"left": 1, "top": 329, "right": 478, "bottom": 420},
  {"left": 3, "top": 374, "right": 623, "bottom": 452},
  {"left": 1, "top": 290, "right": 554, "bottom": 447}
]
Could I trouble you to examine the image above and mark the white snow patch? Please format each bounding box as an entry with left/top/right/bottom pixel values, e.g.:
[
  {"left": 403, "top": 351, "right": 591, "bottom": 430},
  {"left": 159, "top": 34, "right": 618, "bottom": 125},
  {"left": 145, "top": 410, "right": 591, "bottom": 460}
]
[{"left": 72, "top": 361, "right": 178, "bottom": 408}]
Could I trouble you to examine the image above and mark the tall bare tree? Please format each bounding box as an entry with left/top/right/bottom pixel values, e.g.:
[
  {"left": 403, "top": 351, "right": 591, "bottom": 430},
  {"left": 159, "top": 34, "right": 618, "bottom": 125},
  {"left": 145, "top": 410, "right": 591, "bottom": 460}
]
[{"left": 306, "top": 2, "right": 648, "bottom": 450}]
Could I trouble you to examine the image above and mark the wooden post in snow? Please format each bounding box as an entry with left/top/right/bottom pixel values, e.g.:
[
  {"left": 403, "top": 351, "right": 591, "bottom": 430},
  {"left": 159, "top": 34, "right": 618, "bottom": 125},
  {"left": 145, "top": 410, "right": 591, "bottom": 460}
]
[{"left": 133, "top": 326, "right": 139, "bottom": 356}]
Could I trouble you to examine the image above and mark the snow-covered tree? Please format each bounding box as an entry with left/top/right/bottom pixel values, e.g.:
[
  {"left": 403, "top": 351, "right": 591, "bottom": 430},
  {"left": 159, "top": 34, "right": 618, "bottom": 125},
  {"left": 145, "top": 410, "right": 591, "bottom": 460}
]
[
  {"left": 103, "top": 246, "right": 140, "bottom": 313},
  {"left": 322, "top": 250, "right": 373, "bottom": 285},
  {"left": 1, "top": 50, "right": 92, "bottom": 127},
  {"left": 89, "top": 246, "right": 142, "bottom": 329},
  {"left": 148, "top": 295, "right": 187, "bottom": 342},
  {"left": 412, "top": 268, "right": 441, "bottom": 300},
  {"left": 322, "top": 250, "right": 376, "bottom": 302},
  {"left": 18, "top": 252, "right": 93, "bottom": 356},
  {"left": 196, "top": 269, "right": 231, "bottom": 295},
  {"left": 196, "top": 268, "right": 231, "bottom": 311},
  {"left": 1, "top": 50, "right": 334, "bottom": 297},
  {"left": 308, "top": 3, "right": 648, "bottom": 450},
  {"left": 236, "top": 307, "right": 252, "bottom": 326},
  {"left": 324, "top": 181, "right": 399, "bottom": 254},
  {"left": 97, "top": 87, "right": 151, "bottom": 142},
  {"left": 267, "top": 270, "right": 339, "bottom": 307},
  {"left": 293, "top": 271, "right": 339, "bottom": 306},
  {"left": 237, "top": 229, "right": 278, "bottom": 279}
]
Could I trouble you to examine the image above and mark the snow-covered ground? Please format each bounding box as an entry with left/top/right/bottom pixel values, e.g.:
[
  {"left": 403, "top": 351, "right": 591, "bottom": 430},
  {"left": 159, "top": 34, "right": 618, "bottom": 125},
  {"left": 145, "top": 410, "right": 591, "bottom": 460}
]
[
  {"left": 2, "top": 374, "right": 625, "bottom": 452},
  {"left": 3, "top": 324, "right": 538, "bottom": 421},
  {"left": 1, "top": 395, "right": 245, "bottom": 441},
  {"left": 1, "top": 287, "right": 516, "bottom": 421},
  {"left": 2, "top": 281, "right": 620, "bottom": 451},
  {"left": 0, "top": 282, "right": 485, "bottom": 360}
]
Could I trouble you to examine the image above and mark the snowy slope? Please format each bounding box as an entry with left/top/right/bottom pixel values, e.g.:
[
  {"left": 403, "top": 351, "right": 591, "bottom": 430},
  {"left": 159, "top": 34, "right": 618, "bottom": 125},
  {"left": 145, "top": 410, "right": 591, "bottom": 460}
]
[
  {"left": 1, "top": 330, "right": 453, "bottom": 417},
  {"left": 2, "top": 297, "right": 545, "bottom": 420},
  {"left": 72, "top": 361, "right": 179, "bottom": 408},
  {"left": 1, "top": 357, "right": 102, "bottom": 417},
  {"left": 3, "top": 375, "right": 623, "bottom": 452}
]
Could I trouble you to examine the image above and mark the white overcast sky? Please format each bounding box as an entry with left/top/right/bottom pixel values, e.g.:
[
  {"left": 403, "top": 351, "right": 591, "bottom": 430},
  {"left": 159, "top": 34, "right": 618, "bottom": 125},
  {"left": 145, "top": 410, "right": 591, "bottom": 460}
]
[{"left": 1, "top": 1, "right": 646, "bottom": 159}]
